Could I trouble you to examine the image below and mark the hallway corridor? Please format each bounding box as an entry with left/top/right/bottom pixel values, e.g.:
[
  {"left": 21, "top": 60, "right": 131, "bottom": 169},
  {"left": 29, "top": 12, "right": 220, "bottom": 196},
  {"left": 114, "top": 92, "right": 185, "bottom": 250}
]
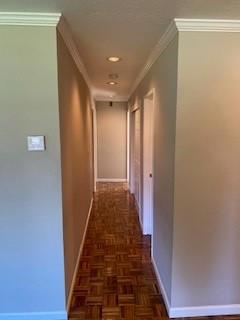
[{"left": 69, "top": 183, "right": 167, "bottom": 320}]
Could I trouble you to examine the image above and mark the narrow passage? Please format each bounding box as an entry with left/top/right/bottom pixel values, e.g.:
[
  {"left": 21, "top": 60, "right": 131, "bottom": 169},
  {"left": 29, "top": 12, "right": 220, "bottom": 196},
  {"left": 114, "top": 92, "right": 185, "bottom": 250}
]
[{"left": 69, "top": 182, "right": 167, "bottom": 320}]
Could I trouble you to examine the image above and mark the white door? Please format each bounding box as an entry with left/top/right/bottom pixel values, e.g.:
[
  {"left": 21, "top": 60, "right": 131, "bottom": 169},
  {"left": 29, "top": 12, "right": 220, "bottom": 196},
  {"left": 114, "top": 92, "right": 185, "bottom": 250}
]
[{"left": 143, "top": 92, "right": 154, "bottom": 235}]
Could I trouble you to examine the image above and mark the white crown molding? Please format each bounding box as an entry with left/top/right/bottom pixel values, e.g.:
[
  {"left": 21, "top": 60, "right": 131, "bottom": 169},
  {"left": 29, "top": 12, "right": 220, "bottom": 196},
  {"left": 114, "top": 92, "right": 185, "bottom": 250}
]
[
  {"left": 0, "top": 12, "right": 61, "bottom": 26},
  {"left": 175, "top": 19, "right": 240, "bottom": 32},
  {"left": 128, "top": 18, "right": 240, "bottom": 99},
  {"left": 58, "top": 17, "right": 94, "bottom": 100},
  {"left": 128, "top": 20, "right": 178, "bottom": 98},
  {"left": 0, "top": 13, "right": 95, "bottom": 102}
]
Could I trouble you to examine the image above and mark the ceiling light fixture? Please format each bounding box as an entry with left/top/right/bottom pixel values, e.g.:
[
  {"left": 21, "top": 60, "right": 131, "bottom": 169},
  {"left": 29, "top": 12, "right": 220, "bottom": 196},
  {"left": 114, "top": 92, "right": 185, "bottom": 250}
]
[
  {"left": 107, "top": 56, "right": 121, "bottom": 62},
  {"left": 107, "top": 81, "right": 118, "bottom": 85}
]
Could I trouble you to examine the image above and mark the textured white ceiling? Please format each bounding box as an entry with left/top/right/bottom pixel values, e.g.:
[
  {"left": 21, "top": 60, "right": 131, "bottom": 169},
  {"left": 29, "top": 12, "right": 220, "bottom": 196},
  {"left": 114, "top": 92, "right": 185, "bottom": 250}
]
[{"left": 1, "top": 0, "right": 240, "bottom": 100}]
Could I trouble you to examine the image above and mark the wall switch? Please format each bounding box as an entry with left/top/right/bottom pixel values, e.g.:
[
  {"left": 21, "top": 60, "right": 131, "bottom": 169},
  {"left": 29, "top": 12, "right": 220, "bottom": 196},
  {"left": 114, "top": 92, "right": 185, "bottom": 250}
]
[{"left": 27, "top": 136, "right": 46, "bottom": 151}]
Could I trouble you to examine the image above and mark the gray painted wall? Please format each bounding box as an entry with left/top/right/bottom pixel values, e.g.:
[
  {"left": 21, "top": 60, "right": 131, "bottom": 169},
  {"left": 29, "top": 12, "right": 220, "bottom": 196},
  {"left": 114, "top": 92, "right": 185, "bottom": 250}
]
[
  {"left": 172, "top": 31, "right": 240, "bottom": 307},
  {"left": 0, "top": 27, "right": 65, "bottom": 314},
  {"left": 96, "top": 101, "right": 127, "bottom": 180},
  {"left": 130, "top": 30, "right": 240, "bottom": 311},
  {"left": 57, "top": 31, "right": 94, "bottom": 302},
  {"left": 129, "top": 36, "right": 179, "bottom": 302}
]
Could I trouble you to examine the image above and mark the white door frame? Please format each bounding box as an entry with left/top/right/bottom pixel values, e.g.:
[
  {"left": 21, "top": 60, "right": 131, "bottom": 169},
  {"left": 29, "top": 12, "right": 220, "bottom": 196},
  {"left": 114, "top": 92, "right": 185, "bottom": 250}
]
[
  {"left": 92, "top": 102, "right": 98, "bottom": 192},
  {"left": 127, "top": 109, "right": 130, "bottom": 186},
  {"left": 129, "top": 104, "right": 140, "bottom": 194},
  {"left": 142, "top": 88, "right": 155, "bottom": 235}
]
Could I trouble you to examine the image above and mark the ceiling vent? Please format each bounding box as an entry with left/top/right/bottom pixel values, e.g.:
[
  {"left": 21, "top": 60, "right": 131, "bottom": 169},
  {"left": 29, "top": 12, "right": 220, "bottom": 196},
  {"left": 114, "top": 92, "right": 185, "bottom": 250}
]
[{"left": 109, "top": 73, "right": 119, "bottom": 80}]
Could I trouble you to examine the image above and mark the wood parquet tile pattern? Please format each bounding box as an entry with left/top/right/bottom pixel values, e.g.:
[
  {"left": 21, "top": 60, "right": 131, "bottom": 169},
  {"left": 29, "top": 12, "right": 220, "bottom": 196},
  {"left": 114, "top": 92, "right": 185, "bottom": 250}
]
[
  {"left": 69, "top": 182, "right": 166, "bottom": 320},
  {"left": 69, "top": 183, "right": 240, "bottom": 320}
]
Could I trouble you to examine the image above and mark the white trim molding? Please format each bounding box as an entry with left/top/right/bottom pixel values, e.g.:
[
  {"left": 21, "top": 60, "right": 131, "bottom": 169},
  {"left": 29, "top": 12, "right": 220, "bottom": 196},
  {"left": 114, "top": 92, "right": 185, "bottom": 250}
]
[
  {"left": 92, "top": 105, "right": 98, "bottom": 192},
  {"left": 127, "top": 110, "right": 130, "bottom": 184},
  {"left": 58, "top": 17, "right": 93, "bottom": 95},
  {"left": 151, "top": 256, "right": 171, "bottom": 315},
  {"left": 0, "top": 12, "right": 94, "bottom": 100},
  {"left": 0, "top": 311, "right": 67, "bottom": 320},
  {"left": 0, "top": 12, "right": 61, "bottom": 26},
  {"left": 175, "top": 19, "right": 240, "bottom": 33},
  {"left": 128, "top": 20, "right": 178, "bottom": 97},
  {"left": 66, "top": 198, "right": 93, "bottom": 312},
  {"left": 142, "top": 88, "right": 155, "bottom": 236},
  {"left": 97, "top": 179, "right": 127, "bottom": 182},
  {"left": 170, "top": 304, "right": 240, "bottom": 318},
  {"left": 134, "top": 195, "right": 143, "bottom": 233},
  {"left": 131, "top": 104, "right": 140, "bottom": 113},
  {"left": 128, "top": 18, "right": 240, "bottom": 99}
]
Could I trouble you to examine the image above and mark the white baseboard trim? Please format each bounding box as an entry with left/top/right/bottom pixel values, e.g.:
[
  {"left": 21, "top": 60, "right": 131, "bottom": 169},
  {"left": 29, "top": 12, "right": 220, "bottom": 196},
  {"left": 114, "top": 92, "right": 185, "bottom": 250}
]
[
  {"left": 133, "top": 195, "right": 143, "bottom": 233},
  {"left": 66, "top": 197, "right": 93, "bottom": 312},
  {"left": 97, "top": 178, "right": 127, "bottom": 182},
  {"left": 170, "top": 304, "right": 240, "bottom": 318},
  {"left": 152, "top": 256, "right": 240, "bottom": 318},
  {"left": 151, "top": 256, "right": 171, "bottom": 315},
  {"left": 138, "top": 213, "right": 143, "bottom": 233},
  {"left": 0, "top": 311, "right": 67, "bottom": 320}
]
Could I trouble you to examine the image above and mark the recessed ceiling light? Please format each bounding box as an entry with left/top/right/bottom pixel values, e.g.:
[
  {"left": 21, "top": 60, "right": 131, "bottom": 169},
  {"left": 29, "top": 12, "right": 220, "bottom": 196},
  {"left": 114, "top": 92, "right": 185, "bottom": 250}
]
[
  {"left": 107, "top": 56, "right": 121, "bottom": 62},
  {"left": 107, "top": 81, "right": 118, "bottom": 85}
]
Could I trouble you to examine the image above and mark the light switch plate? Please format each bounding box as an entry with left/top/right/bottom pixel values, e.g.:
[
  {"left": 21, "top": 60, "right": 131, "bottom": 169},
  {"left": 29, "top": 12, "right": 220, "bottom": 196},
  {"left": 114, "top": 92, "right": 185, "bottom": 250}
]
[{"left": 27, "top": 136, "right": 46, "bottom": 151}]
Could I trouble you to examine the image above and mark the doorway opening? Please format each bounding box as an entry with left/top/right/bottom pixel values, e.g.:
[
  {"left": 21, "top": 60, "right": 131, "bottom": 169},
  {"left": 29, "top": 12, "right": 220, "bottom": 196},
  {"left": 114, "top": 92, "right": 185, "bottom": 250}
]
[
  {"left": 131, "top": 107, "right": 141, "bottom": 215},
  {"left": 142, "top": 89, "right": 155, "bottom": 235}
]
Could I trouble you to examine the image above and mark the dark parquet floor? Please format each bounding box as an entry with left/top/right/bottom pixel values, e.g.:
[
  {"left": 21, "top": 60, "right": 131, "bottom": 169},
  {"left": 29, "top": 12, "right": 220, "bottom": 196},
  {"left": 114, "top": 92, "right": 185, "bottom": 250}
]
[{"left": 69, "top": 183, "right": 240, "bottom": 320}]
